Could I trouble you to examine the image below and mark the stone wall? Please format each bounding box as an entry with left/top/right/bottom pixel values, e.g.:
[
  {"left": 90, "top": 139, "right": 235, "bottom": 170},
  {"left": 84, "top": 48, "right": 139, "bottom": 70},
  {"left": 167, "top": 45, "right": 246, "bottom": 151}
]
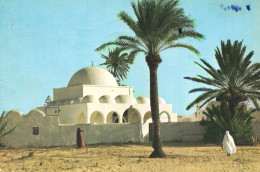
[
  {"left": 159, "top": 120, "right": 260, "bottom": 143},
  {"left": 2, "top": 109, "right": 259, "bottom": 147},
  {"left": 0, "top": 110, "right": 142, "bottom": 147},
  {"left": 159, "top": 122, "right": 205, "bottom": 142}
]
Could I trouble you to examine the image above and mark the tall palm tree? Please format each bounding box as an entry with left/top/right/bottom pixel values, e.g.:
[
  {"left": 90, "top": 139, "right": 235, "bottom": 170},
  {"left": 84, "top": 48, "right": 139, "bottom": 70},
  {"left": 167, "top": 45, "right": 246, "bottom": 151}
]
[
  {"left": 99, "top": 47, "right": 136, "bottom": 85},
  {"left": 96, "top": 0, "right": 203, "bottom": 158},
  {"left": 185, "top": 40, "right": 260, "bottom": 119}
]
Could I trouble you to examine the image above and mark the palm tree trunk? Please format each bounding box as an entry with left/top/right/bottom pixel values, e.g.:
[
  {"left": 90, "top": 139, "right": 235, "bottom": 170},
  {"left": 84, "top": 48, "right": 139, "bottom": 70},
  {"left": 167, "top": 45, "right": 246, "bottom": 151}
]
[
  {"left": 228, "top": 100, "right": 236, "bottom": 120},
  {"left": 227, "top": 99, "right": 238, "bottom": 140},
  {"left": 146, "top": 54, "right": 166, "bottom": 158}
]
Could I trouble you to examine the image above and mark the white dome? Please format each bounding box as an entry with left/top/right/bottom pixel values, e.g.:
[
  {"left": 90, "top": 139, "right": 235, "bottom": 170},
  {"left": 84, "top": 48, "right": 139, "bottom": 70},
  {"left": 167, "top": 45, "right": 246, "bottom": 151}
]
[
  {"left": 27, "top": 109, "right": 45, "bottom": 117},
  {"left": 99, "top": 95, "right": 116, "bottom": 103},
  {"left": 136, "top": 96, "right": 150, "bottom": 104},
  {"left": 115, "top": 95, "right": 137, "bottom": 104},
  {"left": 82, "top": 95, "right": 100, "bottom": 103},
  {"left": 68, "top": 67, "right": 118, "bottom": 87},
  {"left": 5, "top": 110, "right": 23, "bottom": 118},
  {"left": 158, "top": 97, "right": 166, "bottom": 104}
]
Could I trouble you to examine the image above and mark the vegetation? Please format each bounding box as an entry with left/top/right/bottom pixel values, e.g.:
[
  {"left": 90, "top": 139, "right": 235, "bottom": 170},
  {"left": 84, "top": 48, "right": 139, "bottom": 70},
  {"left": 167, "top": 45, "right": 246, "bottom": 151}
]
[
  {"left": 99, "top": 47, "right": 136, "bottom": 85},
  {"left": 45, "top": 95, "right": 52, "bottom": 106},
  {"left": 185, "top": 40, "right": 260, "bottom": 144},
  {"left": 200, "top": 102, "right": 255, "bottom": 145},
  {"left": 96, "top": 0, "right": 203, "bottom": 158},
  {"left": 185, "top": 40, "right": 260, "bottom": 114}
]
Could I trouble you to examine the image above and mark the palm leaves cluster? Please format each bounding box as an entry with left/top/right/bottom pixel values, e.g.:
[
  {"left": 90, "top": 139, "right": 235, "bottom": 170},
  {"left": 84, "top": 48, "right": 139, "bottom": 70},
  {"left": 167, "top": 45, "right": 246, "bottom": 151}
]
[
  {"left": 185, "top": 40, "right": 260, "bottom": 110},
  {"left": 201, "top": 102, "right": 255, "bottom": 145},
  {"left": 186, "top": 40, "right": 259, "bottom": 145},
  {"left": 96, "top": 0, "right": 203, "bottom": 56},
  {"left": 99, "top": 48, "right": 135, "bottom": 84}
]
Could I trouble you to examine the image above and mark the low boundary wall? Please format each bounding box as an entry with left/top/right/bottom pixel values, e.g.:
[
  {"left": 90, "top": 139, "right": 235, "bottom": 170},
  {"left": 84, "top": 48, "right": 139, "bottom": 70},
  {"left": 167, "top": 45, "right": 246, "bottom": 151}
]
[
  {"left": 150, "top": 122, "right": 206, "bottom": 142},
  {"left": 0, "top": 110, "right": 142, "bottom": 147}
]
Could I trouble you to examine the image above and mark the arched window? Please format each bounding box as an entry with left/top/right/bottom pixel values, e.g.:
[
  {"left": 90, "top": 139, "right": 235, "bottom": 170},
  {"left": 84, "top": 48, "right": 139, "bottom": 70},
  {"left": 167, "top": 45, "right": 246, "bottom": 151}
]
[
  {"left": 122, "top": 108, "right": 141, "bottom": 123},
  {"left": 106, "top": 112, "right": 119, "bottom": 123},
  {"left": 160, "top": 112, "right": 170, "bottom": 122},
  {"left": 143, "top": 111, "right": 151, "bottom": 124}
]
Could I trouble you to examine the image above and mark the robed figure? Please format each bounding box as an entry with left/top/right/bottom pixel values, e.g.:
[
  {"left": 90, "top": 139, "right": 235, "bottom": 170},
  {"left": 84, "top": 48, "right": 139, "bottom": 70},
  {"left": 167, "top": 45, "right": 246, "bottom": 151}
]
[
  {"left": 76, "top": 128, "right": 85, "bottom": 148},
  {"left": 223, "top": 131, "right": 236, "bottom": 156}
]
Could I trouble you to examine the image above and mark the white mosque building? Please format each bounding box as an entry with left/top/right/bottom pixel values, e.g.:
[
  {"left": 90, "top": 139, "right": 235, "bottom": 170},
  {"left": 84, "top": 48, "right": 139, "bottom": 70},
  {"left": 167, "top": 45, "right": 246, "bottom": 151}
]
[
  {"left": 0, "top": 67, "right": 178, "bottom": 147},
  {"left": 40, "top": 66, "right": 176, "bottom": 126}
]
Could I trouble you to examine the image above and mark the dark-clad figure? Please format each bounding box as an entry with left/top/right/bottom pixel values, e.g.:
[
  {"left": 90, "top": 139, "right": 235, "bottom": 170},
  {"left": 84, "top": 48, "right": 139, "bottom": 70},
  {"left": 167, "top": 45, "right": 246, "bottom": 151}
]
[{"left": 76, "top": 128, "right": 85, "bottom": 148}]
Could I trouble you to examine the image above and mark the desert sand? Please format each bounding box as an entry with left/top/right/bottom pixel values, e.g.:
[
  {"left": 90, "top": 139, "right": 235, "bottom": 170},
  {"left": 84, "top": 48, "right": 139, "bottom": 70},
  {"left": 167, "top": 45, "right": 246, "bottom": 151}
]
[{"left": 0, "top": 142, "right": 259, "bottom": 172}]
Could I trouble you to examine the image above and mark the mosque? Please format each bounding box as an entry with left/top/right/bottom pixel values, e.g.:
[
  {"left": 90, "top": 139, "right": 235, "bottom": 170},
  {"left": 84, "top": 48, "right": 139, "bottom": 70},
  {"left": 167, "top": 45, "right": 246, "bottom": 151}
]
[
  {"left": 0, "top": 67, "right": 178, "bottom": 147},
  {"left": 40, "top": 66, "right": 176, "bottom": 125},
  {"left": 1, "top": 66, "right": 259, "bottom": 147}
]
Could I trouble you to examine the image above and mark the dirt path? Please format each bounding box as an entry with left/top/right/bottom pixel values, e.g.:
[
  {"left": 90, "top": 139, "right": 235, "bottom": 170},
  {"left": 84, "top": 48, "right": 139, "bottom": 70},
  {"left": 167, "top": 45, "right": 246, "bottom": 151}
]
[{"left": 0, "top": 142, "right": 259, "bottom": 171}]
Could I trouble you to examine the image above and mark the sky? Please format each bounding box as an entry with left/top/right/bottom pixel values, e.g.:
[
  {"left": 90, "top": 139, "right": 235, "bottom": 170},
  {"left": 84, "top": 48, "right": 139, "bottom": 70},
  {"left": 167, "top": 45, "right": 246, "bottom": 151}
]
[{"left": 0, "top": 0, "right": 259, "bottom": 115}]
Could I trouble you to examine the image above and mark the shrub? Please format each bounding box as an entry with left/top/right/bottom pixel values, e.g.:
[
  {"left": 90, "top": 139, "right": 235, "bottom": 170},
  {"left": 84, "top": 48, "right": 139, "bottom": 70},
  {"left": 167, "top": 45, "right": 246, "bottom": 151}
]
[{"left": 200, "top": 102, "right": 255, "bottom": 145}]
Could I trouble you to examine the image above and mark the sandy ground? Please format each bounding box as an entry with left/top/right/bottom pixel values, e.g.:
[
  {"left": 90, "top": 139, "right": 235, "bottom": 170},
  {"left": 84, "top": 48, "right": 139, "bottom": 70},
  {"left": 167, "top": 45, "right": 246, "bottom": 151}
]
[{"left": 0, "top": 142, "right": 260, "bottom": 172}]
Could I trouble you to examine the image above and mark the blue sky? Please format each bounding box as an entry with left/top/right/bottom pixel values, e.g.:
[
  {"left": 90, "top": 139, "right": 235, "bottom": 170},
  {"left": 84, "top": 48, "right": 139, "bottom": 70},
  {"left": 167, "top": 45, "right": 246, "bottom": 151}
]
[{"left": 0, "top": 0, "right": 259, "bottom": 115}]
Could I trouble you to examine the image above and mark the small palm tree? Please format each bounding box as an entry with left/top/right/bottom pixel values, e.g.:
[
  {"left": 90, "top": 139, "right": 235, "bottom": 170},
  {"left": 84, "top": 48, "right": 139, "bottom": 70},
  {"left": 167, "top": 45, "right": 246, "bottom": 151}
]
[
  {"left": 99, "top": 48, "right": 136, "bottom": 85},
  {"left": 185, "top": 40, "right": 260, "bottom": 119},
  {"left": 97, "top": 0, "right": 203, "bottom": 158}
]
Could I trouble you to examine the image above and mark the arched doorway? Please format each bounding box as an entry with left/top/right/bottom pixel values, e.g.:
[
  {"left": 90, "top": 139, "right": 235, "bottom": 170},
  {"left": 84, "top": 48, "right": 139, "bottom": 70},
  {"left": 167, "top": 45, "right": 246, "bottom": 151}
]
[
  {"left": 122, "top": 108, "right": 141, "bottom": 123},
  {"left": 160, "top": 112, "right": 170, "bottom": 122},
  {"left": 90, "top": 111, "right": 104, "bottom": 124},
  {"left": 106, "top": 111, "right": 119, "bottom": 123},
  {"left": 143, "top": 111, "right": 152, "bottom": 124},
  {"left": 143, "top": 111, "right": 152, "bottom": 141}
]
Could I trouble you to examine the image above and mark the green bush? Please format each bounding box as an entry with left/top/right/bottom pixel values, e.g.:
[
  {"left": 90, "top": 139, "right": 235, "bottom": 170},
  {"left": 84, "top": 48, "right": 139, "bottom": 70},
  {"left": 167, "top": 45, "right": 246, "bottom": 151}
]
[{"left": 200, "top": 102, "right": 255, "bottom": 145}]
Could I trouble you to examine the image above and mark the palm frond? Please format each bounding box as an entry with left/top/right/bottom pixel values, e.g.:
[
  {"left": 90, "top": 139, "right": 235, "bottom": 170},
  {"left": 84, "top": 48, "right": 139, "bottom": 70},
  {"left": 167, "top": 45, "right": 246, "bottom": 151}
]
[
  {"left": 186, "top": 91, "right": 217, "bottom": 110},
  {"left": 186, "top": 39, "right": 259, "bottom": 111},
  {"left": 160, "top": 43, "right": 200, "bottom": 55}
]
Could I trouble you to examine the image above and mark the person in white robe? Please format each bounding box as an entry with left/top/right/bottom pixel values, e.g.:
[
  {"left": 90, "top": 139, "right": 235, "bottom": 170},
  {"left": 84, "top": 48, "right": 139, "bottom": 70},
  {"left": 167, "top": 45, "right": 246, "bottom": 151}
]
[{"left": 223, "top": 131, "right": 236, "bottom": 156}]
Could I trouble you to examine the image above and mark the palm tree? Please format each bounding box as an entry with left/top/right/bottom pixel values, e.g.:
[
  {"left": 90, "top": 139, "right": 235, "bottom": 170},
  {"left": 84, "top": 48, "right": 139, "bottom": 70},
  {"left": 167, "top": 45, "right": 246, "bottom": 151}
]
[
  {"left": 201, "top": 102, "right": 255, "bottom": 145},
  {"left": 185, "top": 40, "right": 260, "bottom": 119},
  {"left": 99, "top": 47, "right": 136, "bottom": 85},
  {"left": 96, "top": 0, "right": 203, "bottom": 158}
]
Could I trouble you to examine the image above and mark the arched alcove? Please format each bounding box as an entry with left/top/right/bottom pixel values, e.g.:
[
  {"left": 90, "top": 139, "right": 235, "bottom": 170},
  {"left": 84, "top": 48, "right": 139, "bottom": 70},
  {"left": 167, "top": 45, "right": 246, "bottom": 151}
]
[
  {"left": 90, "top": 111, "right": 104, "bottom": 124},
  {"left": 76, "top": 112, "right": 87, "bottom": 124},
  {"left": 122, "top": 108, "right": 141, "bottom": 123},
  {"left": 160, "top": 112, "right": 170, "bottom": 122},
  {"left": 143, "top": 111, "right": 151, "bottom": 124},
  {"left": 142, "top": 111, "right": 153, "bottom": 141},
  {"left": 106, "top": 111, "right": 119, "bottom": 123}
]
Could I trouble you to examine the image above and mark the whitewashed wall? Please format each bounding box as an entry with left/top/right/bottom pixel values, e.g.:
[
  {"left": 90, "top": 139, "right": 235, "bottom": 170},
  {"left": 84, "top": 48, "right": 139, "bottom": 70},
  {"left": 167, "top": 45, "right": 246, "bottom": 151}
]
[{"left": 0, "top": 110, "right": 142, "bottom": 147}]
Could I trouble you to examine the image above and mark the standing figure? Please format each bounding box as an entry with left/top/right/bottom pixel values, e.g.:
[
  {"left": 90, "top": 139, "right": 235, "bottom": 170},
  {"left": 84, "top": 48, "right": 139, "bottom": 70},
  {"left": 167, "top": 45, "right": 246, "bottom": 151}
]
[
  {"left": 223, "top": 131, "right": 236, "bottom": 156},
  {"left": 76, "top": 128, "right": 85, "bottom": 148}
]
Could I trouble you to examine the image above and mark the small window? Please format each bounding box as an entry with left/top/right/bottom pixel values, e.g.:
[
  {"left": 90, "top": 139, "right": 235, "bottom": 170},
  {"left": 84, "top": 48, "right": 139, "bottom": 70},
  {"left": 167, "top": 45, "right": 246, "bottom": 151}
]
[{"left": 32, "top": 127, "right": 39, "bottom": 135}]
